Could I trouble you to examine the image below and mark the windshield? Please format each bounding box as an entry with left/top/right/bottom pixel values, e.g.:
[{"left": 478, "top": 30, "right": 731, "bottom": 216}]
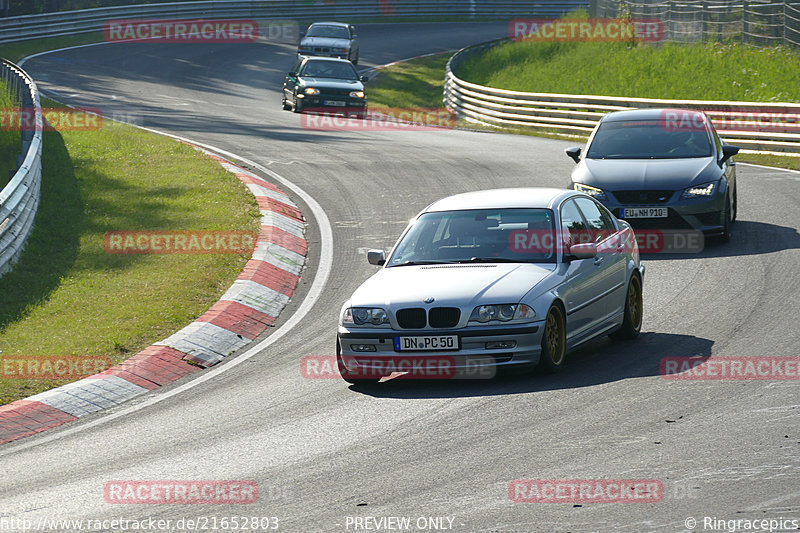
[
  {"left": 387, "top": 208, "right": 557, "bottom": 266},
  {"left": 306, "top": 25, "right": 350, "bottom": 39},
  {"left": 299, "top": 60, "right": 358, "bottom": 80},
  {"left": 587, "top": 119, "right": 713, "bottom": 159}
]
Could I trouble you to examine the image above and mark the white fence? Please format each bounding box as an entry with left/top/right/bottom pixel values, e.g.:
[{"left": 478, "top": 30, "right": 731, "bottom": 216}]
[
  {"left": 0, "top": 60, "right": 41, "bottom": 277},
  {"left": 444, "top": 38, "right": 800, "bottom": 154}
]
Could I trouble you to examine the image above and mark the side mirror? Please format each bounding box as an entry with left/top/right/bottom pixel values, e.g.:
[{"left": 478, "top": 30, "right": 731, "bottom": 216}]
[
  {"left": 367, "top": 249, "right": 386, "bottom": 266},
  {"left": 565, "top": 147, "right": 581, "bottom": 164},
  {"left": 359, "top": 75, "right": 369, "bottom": 83},
  {"left": 720, "top": 144, "right": 739, "bottom": 165},
  {"left": 299, "top": 32, "right": 305, "bottom": 38},
  {"left": 288, "top": 71, "right": 297, "bottom": 77},
  {"left": 568, "top": 243, "right": 597, "bottom": 260}
]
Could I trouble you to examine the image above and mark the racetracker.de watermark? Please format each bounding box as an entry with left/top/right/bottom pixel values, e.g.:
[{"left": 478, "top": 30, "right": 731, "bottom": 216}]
[
  {"left": 300, "top": 108, "right": 455, "bottom": 131},
  {"left": 509, "top": 479, "right": 663, "bottom": 503},
  {"left": 104, "top": 19, "right": 259, "bottom": 43},
  {"left": 660, "top": 356, "right": 800, "bottom": 380},
  {"left": 1, "top": 355, "right": 112, "bottom": 380},
  {"left": 103, "top": 231, "right": 257, "bottom": 254},
  {"left": 103, "top": 481, "right": 259, "bottom": 504},
  {"left": 508, "top": 228, "right": 704, "bottom": 254},
  {"left": 0, "top": 107, "right": 102, "bottom": 131},
  {"left": 510, "top": 18, "right": 664, "bottom": 42},
  {"left": 302, "top": 355, "right": 496, "bottom": 380}
]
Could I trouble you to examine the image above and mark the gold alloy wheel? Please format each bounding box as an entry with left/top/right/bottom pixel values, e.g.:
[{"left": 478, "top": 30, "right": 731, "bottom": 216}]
[{"left": 545, "top": 307, "right": 566, "bottom": 365}]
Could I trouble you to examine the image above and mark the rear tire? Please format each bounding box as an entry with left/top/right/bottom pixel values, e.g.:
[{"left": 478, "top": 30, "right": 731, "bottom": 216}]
[
  {"left": 610, "top": 274, "right": 643, "bottom": 340},
  {"left": 537, "top": 304, "right": 566, "bottom": 374}
]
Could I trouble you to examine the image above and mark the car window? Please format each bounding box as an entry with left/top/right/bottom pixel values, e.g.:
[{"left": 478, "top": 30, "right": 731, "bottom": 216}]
[
  {"left": 306, "top": 25, "right": 350, "bottom": 39},
  {"left": 559, "top": 199, "right": 591, "bottom": 248},
  {"left": 387, "top": 209, "right": 557, "bottom": 265},
  {"left": 299, "top": 60, "right": 358, "bottom": 79},
  {"left": 587, "top": 119, "right": 713, "bottom": 159},
  {"left": 574, "top": 197, "right": 616, "bottom": 243}
]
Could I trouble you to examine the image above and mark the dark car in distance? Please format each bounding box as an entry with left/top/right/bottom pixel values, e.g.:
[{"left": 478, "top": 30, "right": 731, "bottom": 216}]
[
  {"left": 282, "top": 56, "right": 368, "bottom": 119},
  {"left": 566, "top": 108, "right": 740, "bottom": 242}
]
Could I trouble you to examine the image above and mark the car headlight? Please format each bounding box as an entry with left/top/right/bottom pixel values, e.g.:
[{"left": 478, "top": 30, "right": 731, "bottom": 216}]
[
  {"left": 332, "top": 47, "right": 348, "bottom": 53},
  {"left": 304, "top": 87, "right": 320, "bottom": 96},
  {"left": 468, "top": 304, "right": 536, "bottom": 324},
  {"left": 681, "top": 181, "right": 716, "bottom": 199},
  {"left": 349, "top": 90, "right": 365, "bottom": 98},
  {"left": 573, "top": 183, "right": 607, "bottom": 200},
  {"left": 342, "top": 307, "right": 389, "bottom": 326}
]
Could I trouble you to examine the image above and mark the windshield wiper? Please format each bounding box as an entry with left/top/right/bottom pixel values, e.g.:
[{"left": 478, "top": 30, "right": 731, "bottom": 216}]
[
  {"left": 392, "top": 260, "right": 461, "bottom": 267},
  {"left": 460, "top": 257, "right": 526, "bottom": 263}
]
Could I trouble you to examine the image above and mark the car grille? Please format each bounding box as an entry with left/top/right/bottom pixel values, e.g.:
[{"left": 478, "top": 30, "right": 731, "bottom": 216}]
[
  {"left": 395, "top": 307, "right": 461, "bottom": 329},
  {"left": 312, "top": 47, "right": 331, "bottom": 53},
  {"left": 615, "top": 209, "right": 694, "bottom": 230},
  {"left": 319, "top": 88, "right": 353, "bottom": 97},
  {"left": 428, "top": 307, "right": 460, "bottom": 328},
  {"left": 612, "top": 190, "right": 674, "bottom": 204},
  {"left": 396, "top": 308, "right": 426, "bottom": 329}
]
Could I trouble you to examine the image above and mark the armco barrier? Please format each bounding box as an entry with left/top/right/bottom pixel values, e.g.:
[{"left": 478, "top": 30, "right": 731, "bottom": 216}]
[
  {"left": 0, "top": 60, "right": 42, "bottom": 277},
  {"left": 0, "top": 0, "right": 589, "bottom": 44},
  {"left": 444, "top": 38, "right": 800, "bottom": 154}
]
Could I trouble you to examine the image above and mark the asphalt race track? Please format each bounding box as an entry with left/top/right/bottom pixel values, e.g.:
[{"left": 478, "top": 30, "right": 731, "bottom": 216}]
[{"left": 2, "top": 21, "right": 799, "bottom": 533}]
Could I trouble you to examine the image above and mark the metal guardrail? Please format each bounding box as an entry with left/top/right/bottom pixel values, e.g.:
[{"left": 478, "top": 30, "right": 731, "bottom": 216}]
[
  {"left": 0, "top": 60, "right": 42, "bottom": 277},
  {"left": 0, "top": 0, "right": 590, "bottom": 44},
  {"left": 444, "top": 38, "right": 800, "bottom": 154},
  {"left": 593, "top": 0, "right": 800, "bottom": 48}
]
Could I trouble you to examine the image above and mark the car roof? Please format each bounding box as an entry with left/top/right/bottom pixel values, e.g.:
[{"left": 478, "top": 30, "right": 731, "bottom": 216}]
[
  {"left": 299, "top": 55, "right": 353, "bottom": 64},
  {"left": 600, "top": 107, "right": 708, "bottom": 123},
  {"left": 423, "top": 188, "right": 581, "bottom": 212},
  {"left": 307, "top": 22, "right": 350, "bottom": 28}
]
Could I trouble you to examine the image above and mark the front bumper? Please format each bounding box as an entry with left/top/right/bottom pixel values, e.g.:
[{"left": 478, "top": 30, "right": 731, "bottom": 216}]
[
  {"left": 607, "top": 193, "right": 726, "bottom": 235},
  {"left": 337, "top": 322, "right": 544, "bottom": 379}
]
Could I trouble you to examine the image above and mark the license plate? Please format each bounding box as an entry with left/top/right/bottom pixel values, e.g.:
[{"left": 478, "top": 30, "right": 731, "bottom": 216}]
[
  {"left": 622, "top": 207, "right": 668, "bottom": 218},
  {"left": 394, "top": 335, "right": 458, "bottom": 351},
  {"left": 324, "top": 100, "right": 346, "bottom": 106}
]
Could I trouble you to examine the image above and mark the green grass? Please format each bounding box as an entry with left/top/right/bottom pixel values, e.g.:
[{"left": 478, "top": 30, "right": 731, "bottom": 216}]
[
  {"left": 0, "top": 97, "right": 260, "bottom": 405},
  {"left": 369, "top": 53, "right": 452, "bottom": 110},
  {"left": 369, "top": 45, "right": 800, "bottom": 171},
  {"left": 455, "top": 40, "right": 800, "bottom": 102},
  {"left": 0, "top": 79, "right": 20, "bottom": 189}
]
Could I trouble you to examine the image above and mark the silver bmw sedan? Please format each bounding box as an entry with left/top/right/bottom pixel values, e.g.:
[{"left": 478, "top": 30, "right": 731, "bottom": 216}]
[{"left": 337, "top": 188, "right": 645, "bottom": 383}]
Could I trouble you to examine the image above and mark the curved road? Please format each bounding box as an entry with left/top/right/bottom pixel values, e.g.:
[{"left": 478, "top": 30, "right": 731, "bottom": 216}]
[{"left": 2, "top": 22, "right": 799, "bottom": 533}]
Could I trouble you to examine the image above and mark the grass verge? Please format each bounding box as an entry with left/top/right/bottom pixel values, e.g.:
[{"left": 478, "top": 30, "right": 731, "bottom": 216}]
[
  {"left": 455, "top": 40, "right": 800, "bottom": 102},
  {"left": 368, "top": 45, "right": 800, "bottom": 170},
  {"left": 0, "top": 96, "right": 260, "bottom": 405}
]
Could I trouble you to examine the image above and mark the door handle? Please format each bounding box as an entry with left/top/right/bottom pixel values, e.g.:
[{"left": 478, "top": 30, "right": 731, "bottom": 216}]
[{"left": 594, "top": 256, "right": 604, "bottom": 266}]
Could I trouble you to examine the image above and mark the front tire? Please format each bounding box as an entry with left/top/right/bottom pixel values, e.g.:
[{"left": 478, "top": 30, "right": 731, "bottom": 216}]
[
  {"left": 719, "top": 197, "right": 733, "bottom": 243},
  {"left": 537, "top": 304, "right": 566, "bottom": 374},
  {"left": 610, "top": 274, "right": 643, "bottom": 340}
]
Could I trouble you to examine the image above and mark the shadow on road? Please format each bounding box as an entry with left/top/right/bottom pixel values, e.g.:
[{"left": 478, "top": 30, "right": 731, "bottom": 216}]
[{"left": 349, "top": 331, "right": 714, "bottom": 399}]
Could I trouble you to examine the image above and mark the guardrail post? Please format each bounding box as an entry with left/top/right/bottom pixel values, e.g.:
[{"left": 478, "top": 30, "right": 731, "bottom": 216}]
[{"left": 742, "top": 0, "right": 748, "bottom": 44}]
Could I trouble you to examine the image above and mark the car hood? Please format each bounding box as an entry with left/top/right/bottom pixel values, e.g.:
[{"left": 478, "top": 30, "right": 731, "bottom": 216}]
[
  {"left": 298, "top": 77, "right": 363, "bottom": 91},
  {"left": 300, "top": 37, "right": 350, "bottom": 48},
  {"left": 574, "top": 157, "right": 720, "bottom": 190},
  {"left": 349, "top": 263, "right": 555, "bottom": 308}
]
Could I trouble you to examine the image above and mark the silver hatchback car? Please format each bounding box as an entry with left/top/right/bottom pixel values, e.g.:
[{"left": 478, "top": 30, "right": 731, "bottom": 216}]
[{"left": 336, "top": 188, "right": 645, "bottom": 383}]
